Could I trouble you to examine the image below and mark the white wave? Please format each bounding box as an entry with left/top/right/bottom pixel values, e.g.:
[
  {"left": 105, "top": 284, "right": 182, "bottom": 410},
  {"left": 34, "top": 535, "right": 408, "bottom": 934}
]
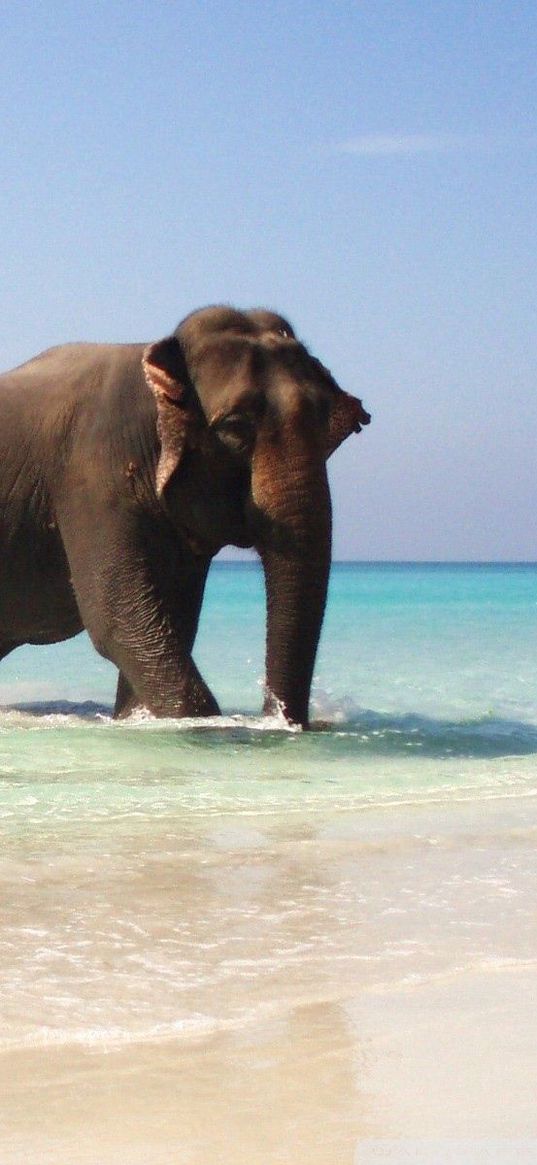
[
  {"left": 113, "top": 705, "right": 302, "bottom": 733},
  {"left": 360, "top": 956, "right": 537, "bottom": 997},
  {"left": 0, "top": 1013, "right": 222, "bottom": 1054},
  {"left": 0, "top": 997, "right": 294, "bottom": 1055},
  {"left": 0, "top": 703, "right": 302, "bottom": 734}
]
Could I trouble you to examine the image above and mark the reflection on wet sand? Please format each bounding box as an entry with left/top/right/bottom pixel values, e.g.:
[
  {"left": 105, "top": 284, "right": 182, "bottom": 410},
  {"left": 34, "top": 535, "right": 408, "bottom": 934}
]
[
  {"left": 2, "top": 799, "right": 537, "bottom": 1161},
  {"left": 4, "top": 962, "right": 537, "bottom": 1163},
  {"left": 2, "top": 1001, "right": 371, "bottom": 1165}
]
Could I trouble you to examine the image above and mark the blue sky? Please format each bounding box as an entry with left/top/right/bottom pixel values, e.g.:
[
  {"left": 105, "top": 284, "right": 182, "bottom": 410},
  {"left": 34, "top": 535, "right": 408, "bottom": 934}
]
[{"left": 1, "top": 1, "right": 536, "bottom": 559}]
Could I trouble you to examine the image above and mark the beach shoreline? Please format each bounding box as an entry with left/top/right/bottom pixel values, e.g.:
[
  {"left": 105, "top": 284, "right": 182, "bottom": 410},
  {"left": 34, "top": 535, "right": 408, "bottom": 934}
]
[
  {"left": 2, "top": 962, "right": 536, "bottom": 1164},
  {"left": 2, "top": 564, "right": 537, "bottom": 1161}
]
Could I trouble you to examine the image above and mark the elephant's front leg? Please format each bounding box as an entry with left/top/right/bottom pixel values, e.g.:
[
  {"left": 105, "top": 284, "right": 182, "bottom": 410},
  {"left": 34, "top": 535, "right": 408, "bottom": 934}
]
[
  {"left": 110, "top": 554, "right": 219, "bottom": 718},
  {"left": 114, "top": 671, "right": 137, "bottom": 718},
  {"left": 63, "top": 515, "right": 219, "bottom": 719},
  {"left": 112, "top": 556, "right": 217, "bottom": 719},
  {"left": 112, "top": 647, "right": 219, "bottom": 719},
  {"left": 113, "top": 655, "right": 219, "bottom": 720}
]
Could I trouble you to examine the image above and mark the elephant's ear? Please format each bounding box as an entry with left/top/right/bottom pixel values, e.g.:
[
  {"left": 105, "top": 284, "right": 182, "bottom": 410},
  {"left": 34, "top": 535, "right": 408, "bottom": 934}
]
[
  {"left": 326, "top": 389, "right": 370, "bottom": 458},
  {"left": 143, "top": 338, "right": 198, "bottom": 495}
]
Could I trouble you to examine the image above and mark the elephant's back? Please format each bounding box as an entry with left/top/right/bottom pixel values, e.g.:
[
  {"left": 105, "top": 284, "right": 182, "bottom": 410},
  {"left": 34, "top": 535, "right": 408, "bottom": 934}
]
[
  {"left": 0, "top": 342, "right": 145, "bottom": 403},
  {"left": 0, "top": 341, "right": 146, "bottom": 509}
]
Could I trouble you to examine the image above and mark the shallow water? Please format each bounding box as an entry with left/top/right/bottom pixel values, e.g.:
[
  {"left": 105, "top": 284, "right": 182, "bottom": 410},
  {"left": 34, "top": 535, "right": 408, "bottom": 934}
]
[{"left": 1, "top": 563, "right": 537, "bottom": 1157}]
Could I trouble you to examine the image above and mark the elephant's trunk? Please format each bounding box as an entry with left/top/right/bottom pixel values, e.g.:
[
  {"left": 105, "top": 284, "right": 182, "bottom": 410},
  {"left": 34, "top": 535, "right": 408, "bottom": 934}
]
[{"left": 251, "top": 414, "right": 332, "bottom": 728}]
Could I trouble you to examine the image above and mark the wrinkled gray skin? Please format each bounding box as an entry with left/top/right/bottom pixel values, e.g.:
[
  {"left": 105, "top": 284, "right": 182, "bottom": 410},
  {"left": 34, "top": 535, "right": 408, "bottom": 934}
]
[{"left": 0, "top": 306, "right": 370, "bottom": 727}]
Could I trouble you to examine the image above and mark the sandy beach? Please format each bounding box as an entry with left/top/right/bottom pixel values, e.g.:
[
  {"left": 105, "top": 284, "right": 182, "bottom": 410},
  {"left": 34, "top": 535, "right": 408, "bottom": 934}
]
[
  {"left": 2, "top": 964, "right": 536, "bottom": 1163},
  {"left": 2, "top": 785, "right": 536, "bottom": 1164},
  {"left": 2, "top": 565, "right": 537, "bottom": 1162}
]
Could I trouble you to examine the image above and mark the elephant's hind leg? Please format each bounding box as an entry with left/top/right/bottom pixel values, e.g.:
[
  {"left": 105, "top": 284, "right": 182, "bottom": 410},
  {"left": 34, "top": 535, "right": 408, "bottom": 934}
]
[
  {"left": 0, "top": 641, "right": 20, "bottom": 664},
  {"left": 0, "top": 642, "right": 21, "bottom": 708}
]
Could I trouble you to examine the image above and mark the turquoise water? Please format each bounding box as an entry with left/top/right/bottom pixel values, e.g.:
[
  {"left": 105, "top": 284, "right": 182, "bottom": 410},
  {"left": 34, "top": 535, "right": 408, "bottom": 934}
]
[
  {"left": 2, "top": 561, "right": 537, "bottom": 824},
  {"left": 2, "top": 560, "right": 537, "bottom": 751},
  {"left": 1, "top": 562, "right": 537, "bottom": 1053}
]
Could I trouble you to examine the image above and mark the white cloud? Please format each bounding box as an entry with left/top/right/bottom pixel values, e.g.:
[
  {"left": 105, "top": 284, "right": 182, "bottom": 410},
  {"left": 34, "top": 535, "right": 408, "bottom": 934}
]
[{"left": 334, "top": 133, "right": 472, "bottom": 157}]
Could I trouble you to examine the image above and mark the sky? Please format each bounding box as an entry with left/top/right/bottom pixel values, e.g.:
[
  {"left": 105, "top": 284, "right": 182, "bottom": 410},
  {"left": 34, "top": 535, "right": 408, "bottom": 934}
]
[{"left": 1, "top": 1, "right": 536, "bottom": 560}]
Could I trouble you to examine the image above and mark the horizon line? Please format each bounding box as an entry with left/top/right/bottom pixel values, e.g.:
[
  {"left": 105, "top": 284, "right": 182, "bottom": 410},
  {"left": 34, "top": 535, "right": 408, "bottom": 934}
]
[{"left": 215, "top": 557, "right": 537, "bottom": 566}]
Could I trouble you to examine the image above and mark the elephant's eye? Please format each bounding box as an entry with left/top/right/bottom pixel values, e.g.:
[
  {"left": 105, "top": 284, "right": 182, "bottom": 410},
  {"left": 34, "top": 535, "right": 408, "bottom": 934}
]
[{"left": 213, "top": 413, "right": 255, "bottom": 454}]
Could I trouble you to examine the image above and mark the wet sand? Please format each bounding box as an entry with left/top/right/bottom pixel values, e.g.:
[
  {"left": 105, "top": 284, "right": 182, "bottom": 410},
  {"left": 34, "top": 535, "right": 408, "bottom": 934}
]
[
  {"left": 2, "top": 963, "right": 536, "bottom": 1164},
  {"left": 2, "top": 789, "right": 537, "bottom": 1163}
]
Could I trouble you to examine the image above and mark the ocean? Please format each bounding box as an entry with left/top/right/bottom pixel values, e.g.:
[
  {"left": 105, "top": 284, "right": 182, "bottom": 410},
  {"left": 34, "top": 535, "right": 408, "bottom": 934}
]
[{"left": 1, "top": 562, "right": 537, "bottom": 1162}]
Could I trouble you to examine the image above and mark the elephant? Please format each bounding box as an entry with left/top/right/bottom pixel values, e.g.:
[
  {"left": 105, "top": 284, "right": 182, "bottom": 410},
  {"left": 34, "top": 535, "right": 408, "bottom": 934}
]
[{"left": 0, "top": 306, "right": 370, "bottom": 727}]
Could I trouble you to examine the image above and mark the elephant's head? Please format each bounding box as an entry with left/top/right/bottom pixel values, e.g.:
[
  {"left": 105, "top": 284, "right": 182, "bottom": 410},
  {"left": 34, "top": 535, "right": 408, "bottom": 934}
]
[{"left": 143, "top": 306, "right": 370, "bottom": 727}]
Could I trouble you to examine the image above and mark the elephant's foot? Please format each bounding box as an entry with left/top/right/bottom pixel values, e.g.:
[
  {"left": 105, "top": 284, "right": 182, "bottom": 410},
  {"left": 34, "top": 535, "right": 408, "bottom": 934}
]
[
  {"left": 113, "top": 672, "right": 141, "bottom": 718},
  {"left": 0, "top": 640, "right": 20, "bottom": 663},
  {"left": 113, "top": 670, "right": 221, "bottom": 720}
]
